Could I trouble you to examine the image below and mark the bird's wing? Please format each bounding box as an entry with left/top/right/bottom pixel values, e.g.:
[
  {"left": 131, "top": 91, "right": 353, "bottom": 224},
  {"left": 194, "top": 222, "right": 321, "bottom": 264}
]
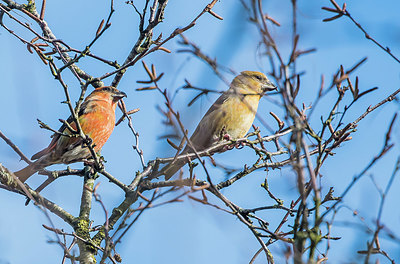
[
  {"left": 203, "top": 92, "right": 230, "bottom": 117},
  {"left": 30, "top": 109, "right": 83, "bottom": 160},
  {"left": 30, "top": 119, "right": 68, "bottom": 160},
  {"left": 188, "top": 92, "right": 230, "bottom": 151}
]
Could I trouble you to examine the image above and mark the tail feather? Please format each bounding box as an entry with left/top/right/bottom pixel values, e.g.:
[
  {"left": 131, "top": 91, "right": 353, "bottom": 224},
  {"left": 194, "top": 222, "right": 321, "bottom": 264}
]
[
  {"left": 161, "top": 146, "right": 197, "bottom": 180},
  {"left": 161, "top": 160, "right": 186, "bottom": 180},
  {"left": 14, "top": 164, "right": 39, "bottom": 183},
  {"left": 35, "top": 178, "right": 54, "bottom": 193},
  {"left": 15, "top": 158, "right": 55, "bottom": 192}
]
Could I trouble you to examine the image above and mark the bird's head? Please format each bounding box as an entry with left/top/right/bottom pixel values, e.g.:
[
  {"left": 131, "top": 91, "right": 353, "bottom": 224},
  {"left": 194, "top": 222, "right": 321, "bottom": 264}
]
[
  {"left": 90, "top": 86, "right": 127, "bottom": 104},
  {"left": 231, "top": 71, "right": 276, "bottom": 96}
]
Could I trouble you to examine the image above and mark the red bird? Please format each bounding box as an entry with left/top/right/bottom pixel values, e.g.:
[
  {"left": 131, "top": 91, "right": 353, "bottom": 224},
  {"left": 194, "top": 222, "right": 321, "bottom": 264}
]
[{"left": 14, "top": 86, "right": 126, "bottom": 189}]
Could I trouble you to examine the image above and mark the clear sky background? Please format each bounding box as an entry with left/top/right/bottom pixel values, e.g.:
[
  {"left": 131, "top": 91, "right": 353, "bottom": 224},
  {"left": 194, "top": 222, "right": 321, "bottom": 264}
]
[{"left": 1, "top": 0, "right": 400, "bottom": 263}]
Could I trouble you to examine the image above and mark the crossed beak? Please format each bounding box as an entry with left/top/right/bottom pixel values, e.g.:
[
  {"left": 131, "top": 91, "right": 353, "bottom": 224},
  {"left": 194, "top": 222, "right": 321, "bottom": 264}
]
[
  {"left": 113, "top": 91, "right": 127, "bottom": 100},
  {"left": 262, "top": 82, "right": 277, "bottom": 92}
]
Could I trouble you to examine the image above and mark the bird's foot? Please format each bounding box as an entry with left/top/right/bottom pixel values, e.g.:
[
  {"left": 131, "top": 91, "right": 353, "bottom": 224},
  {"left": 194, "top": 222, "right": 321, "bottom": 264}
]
[
  {"left": 235, "top": 140, "right": 246, "bottom": 149},
  {"left": 83, "top": 159, "right": 104, "bottom": 171},
  {"left": 223, "top": 138, "right": 246, "bottom": 151},
  {"left": 223, "top": 133, "right": 231, "bottom": 141}
]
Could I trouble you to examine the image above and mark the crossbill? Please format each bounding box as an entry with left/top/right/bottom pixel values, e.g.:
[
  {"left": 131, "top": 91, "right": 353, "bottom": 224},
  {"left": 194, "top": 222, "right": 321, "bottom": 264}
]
[
  {"left": 161, "top": 71, "right": 276, "bottom": 180},
  {"left": 14, "top": 86, "right": 126, "bottom": 189}
]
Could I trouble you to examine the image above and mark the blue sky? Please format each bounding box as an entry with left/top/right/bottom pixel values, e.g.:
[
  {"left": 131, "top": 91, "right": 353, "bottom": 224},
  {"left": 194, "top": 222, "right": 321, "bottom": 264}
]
[{"left": 1, "top": 0, "right": 400, "bottom": 263}]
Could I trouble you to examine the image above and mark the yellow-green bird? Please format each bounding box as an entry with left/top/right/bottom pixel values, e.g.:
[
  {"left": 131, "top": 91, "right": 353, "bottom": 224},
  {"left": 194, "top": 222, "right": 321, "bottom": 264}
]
[{"left": 161, "top": 71, "right": 276, "bottom": 180}]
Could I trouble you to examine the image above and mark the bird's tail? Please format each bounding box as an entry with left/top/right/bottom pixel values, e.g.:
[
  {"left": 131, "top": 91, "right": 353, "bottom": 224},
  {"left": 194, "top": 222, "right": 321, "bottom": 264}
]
[
  {"left": 14, "top": 156, "right": 51, "bottom": 183},
  {"left": 14, "top": 163, "right": 39, "bottom": 183},
  {"left": 160, "top": 160, "right": 186, "bottom": 180},
  {"left": 14, "top": 158, "right": 56, "bottom": 193}
]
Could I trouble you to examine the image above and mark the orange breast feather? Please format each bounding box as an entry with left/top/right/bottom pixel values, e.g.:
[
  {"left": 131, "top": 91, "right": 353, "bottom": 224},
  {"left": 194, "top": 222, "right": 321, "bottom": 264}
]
[{"left": 79, "top": 103, "right": 115, "bottom": 153}]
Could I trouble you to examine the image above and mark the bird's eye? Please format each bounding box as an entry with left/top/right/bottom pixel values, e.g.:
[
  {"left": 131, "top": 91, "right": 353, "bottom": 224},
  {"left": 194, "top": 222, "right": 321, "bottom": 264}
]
[{"left": 255, "top": 75, "right": 263, "bottom": 81}]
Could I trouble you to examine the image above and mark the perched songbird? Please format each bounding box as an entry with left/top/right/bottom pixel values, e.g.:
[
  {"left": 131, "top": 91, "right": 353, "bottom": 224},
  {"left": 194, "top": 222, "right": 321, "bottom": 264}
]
[
  {"left": 14, "top": 86, "right": 127, "bottom": 189},
  {"left": 161, "top": 71, "right": 276, "bottom": 180}
]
